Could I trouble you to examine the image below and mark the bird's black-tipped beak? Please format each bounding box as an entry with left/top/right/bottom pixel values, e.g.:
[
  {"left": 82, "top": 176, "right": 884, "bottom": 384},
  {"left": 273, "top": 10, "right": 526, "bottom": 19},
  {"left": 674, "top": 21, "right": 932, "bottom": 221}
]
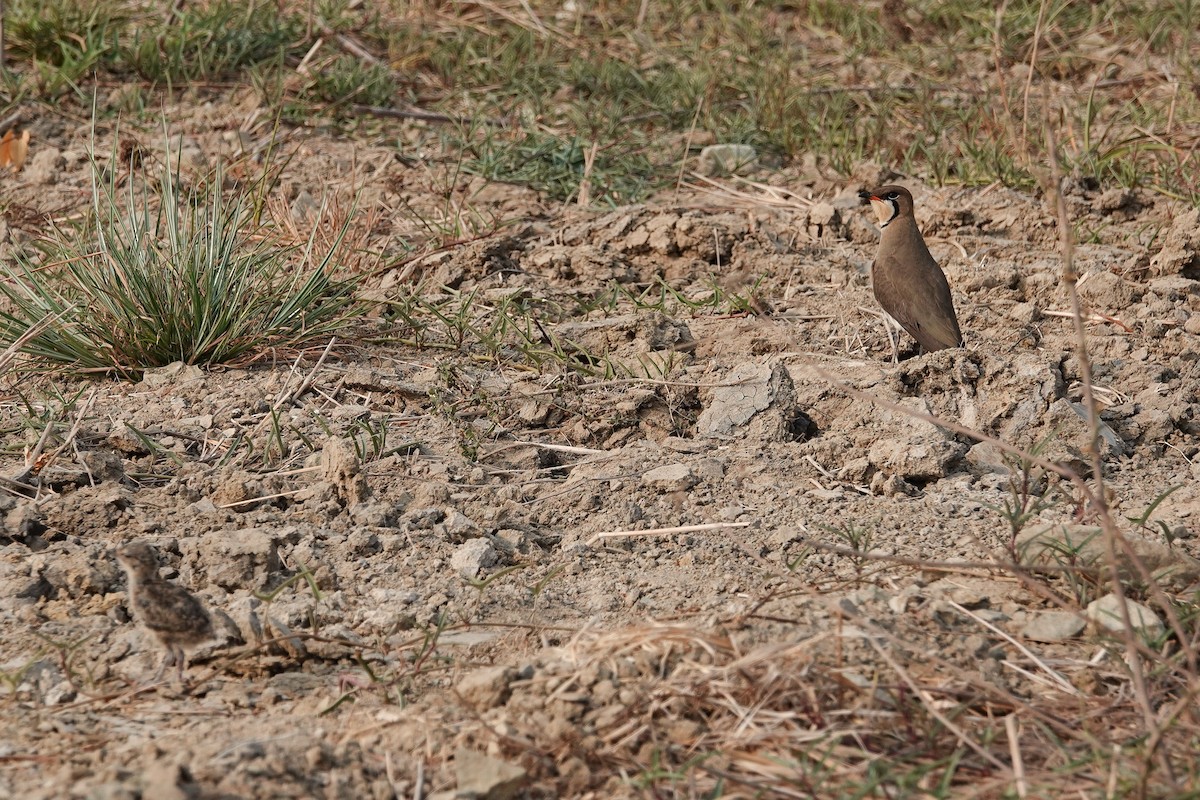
[{"left": 858, "top": 190, "right": 875, "bottom": 203}]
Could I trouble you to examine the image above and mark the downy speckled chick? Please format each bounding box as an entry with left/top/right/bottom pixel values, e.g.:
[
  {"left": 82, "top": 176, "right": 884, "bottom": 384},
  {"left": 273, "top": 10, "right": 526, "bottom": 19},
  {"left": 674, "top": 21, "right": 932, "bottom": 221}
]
[{"left": 116, "top": 540, "right": 214, "bottom": 683}]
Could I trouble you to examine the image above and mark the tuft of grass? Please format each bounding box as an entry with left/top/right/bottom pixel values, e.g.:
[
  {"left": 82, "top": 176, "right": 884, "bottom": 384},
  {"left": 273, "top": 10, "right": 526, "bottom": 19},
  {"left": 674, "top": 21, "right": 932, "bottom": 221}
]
[
  {"left": 1, "top": 0, "right": 126, "bottom": 97},
  {"left": 2, "top": 0, "right": 126, "bottom": 67},
  {"left": 303, "top": 55, "right": 398, "bottom": 110},
  {"left": 463, "top": 128, "right": 655, "bottom": 205},
  {"left": 0, "top": 137, "right": 361, "bottom": 378},
  {"left": 123, "top": 0, "right": 301, "bottom": 84}
]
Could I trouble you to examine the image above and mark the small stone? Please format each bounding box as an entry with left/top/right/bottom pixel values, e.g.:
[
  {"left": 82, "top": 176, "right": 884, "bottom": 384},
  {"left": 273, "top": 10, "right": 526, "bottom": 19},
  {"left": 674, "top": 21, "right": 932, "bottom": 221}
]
[
  {"left": 185, "top": 528, "right": 281, "bottom": 590},
  {"left": 1021, "top": 611, "right": 1086, "bottom": 642},
  {"left": 1087, "top": 594, "right": 1165, "bottom": 638},
  {"left": 642, "top": 463, "right": 698, "bottom": 492},
  {"left": 1184, "top": 315, "right": 1200, "bottom": 335},
  {"left": 457, "top": 665, "right": 517, "bottom": 710},
  {"left": 79, "top": 451, "right": 126, "bottom": 483},
  {"left": 454, "top": 748, "right": 527, "bottom": 800},
  {"left": 322, "top": 437, "right": 369, "bottom": 506},
  {"left": 698, "top": 363, "right": 797, "bottom": 440},
  {"left": 140, "top": 361, "right": 205, "bottom": 389},
  {"left": 697, "top": 144, "right": 757, "bottom": 176},
  {"left": 23, "top": 148, "right": 65, "bottom": 185},
  {"left": 445, "top": 510, "right": 480, "bottom": 539},
  {"left": 1009, "top": 302, "right": 1039, "bottom": 323},
  {"left": 450, "top": 538, "right": 497, "bottom": 578}
]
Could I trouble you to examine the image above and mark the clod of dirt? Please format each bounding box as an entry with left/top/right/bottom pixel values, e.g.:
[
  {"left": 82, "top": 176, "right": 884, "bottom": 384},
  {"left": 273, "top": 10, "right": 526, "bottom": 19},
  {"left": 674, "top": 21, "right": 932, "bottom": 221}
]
[
  {"left": 322, "top": 437, "right": 369, "bottom": 506},
  {"left": 1146, "top": 207, "right": 1200, "bottom": 278},
  {"left": 457, "top": 665, "right": 519, "bottom": 710},
  {"left": 642, "top": 463, "right": 699, "bottom": 492},
  {"left": 451, "top": 537, "right": 498, "bottom": 578},
  {"left": 453, "top": 748, "right": 528, "bottom": 800},
  {"left": 181, "top": 529, "right": 281, "bottom": 591},
  {"left": 697, "top": 362, "right": 798, "bottom": 441}
]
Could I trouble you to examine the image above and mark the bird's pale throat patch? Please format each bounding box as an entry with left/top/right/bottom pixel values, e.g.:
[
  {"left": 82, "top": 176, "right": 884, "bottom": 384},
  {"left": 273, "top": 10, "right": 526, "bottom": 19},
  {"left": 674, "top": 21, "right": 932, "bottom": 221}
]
[{"left": 869, "top": 197, "right": 898, "bottom": 226}]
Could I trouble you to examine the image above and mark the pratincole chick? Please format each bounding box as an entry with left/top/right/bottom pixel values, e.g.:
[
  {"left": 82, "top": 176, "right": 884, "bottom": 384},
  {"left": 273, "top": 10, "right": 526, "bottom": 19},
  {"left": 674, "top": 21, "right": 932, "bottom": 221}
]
[{"left": 115, "top": 540, "right": 214, "bottom": 684}]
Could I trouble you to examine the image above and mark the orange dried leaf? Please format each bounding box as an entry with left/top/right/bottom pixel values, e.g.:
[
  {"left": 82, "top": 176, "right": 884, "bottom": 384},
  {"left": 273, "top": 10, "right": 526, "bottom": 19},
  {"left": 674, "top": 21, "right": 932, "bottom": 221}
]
[{"left": 0, "top": 129, "right": 32, "bottom": 172}]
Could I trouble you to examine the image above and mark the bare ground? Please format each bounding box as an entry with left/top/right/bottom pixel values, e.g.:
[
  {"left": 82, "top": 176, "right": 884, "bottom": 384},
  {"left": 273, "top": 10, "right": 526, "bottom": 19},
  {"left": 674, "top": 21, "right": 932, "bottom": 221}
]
[{"left": 2, "top": 90, "right": 1200, "bottom": 798}]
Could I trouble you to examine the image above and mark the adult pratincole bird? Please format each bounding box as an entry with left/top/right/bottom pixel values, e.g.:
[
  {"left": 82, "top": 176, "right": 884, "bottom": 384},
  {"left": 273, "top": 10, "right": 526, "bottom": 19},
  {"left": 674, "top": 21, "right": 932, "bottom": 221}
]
[
  {"left": 116, "top": 540, "right": 215, "bottom": 684},
  {"left": 859, "top": 185, "right": 963, "bottom": 353}
]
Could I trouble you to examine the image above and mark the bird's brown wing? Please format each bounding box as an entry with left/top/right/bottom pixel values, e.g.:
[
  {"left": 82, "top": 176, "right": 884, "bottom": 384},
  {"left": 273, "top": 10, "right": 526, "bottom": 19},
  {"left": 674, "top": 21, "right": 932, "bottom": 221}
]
[
  {"left": 872, "top": 250, "right": 963, "bottom": 352},
  {"left": 133, "top": 583, "right": 214, "bottom": 645}
]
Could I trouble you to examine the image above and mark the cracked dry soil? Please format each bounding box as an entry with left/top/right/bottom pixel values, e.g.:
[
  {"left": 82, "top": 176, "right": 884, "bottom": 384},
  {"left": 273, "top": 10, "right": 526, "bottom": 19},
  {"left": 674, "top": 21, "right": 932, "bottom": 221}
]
[{"left": 2, "top": 101, "right": 1200, "bottom": 798}]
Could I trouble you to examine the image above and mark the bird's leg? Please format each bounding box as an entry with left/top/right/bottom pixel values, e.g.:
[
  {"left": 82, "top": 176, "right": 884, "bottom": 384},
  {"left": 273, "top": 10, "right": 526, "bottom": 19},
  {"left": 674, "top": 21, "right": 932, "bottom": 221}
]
[
  {"left": 175, "top": 646, "right": 188, "bottom": 685},
  {"left": 881, "top": 313, "right": 900, "bottom": 364},
  {"left": 154, "top": 648, "right": 176, "bottom": 683}
]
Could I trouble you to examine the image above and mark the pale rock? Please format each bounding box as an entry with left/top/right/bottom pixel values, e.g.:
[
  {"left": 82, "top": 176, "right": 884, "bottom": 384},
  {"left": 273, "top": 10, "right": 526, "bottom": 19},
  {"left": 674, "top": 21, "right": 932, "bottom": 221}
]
[
  {"left": 457, "top": 665, "right": 517, "bottom": 710},
  {"left": 1087, "top": 594, "right": 1165, "bottom": 638},
  {"left": 451, "top": 538, "right": 497, "bottom": 578},
  {"left": 454, "top": 748, "right": 528, "bottom": 800},
  {"left": 140, "top": 361, "right": 205, "bottom": 389},
  {"left": 1021, "top": 611, "right": 1086, "bottom": 642},
  {"left": 642, "top": 463, "right": 698, "bottom": 492},
  {"left": 697, "top": 143, "right": 757, "bottom": 176},
  {"left": 183, "top": 528, "right": 280, "bottom": 590},
  {"left": 698, "top": 362, "right": 797, "bottom": 441}
]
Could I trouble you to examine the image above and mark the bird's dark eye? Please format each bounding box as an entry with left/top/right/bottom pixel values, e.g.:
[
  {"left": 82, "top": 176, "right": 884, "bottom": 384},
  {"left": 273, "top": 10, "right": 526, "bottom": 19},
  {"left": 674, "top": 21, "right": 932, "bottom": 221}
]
[{"left": 886, "top": 191, "right": 899, "bottom": 200}]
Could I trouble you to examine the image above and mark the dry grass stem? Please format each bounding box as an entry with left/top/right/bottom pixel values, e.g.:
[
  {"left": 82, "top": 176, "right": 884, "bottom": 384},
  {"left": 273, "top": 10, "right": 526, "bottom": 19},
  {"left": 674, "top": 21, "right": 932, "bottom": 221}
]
[{"left": 590, "top": 521, "right": 752, "bottom": 544}]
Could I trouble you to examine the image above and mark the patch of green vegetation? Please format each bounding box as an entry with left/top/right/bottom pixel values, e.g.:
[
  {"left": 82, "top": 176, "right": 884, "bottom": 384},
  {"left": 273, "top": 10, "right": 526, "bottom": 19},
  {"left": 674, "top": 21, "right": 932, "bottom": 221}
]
[
  {"left": 378, "top": 0, "right": 1199, "bottom": 199},
  {"left": 3, "top": 0, "right": 126, "bottom": 66},
  {"left": 4, "top": 0, "right": 1197, "bottom": 198},
  {"left": 463, "top": 129, "right": 654, "bottom": 205},
  {"left": 123, "top": 1, "right": 302, "bottom": 84},
  {"left": 303, "top": 56, "right": 398, "bottom": 109},
  {"left": 0, "top": 141, "right": 361, "bottom": 378},
  {"left": 2, "top": 0, "right": 127, "bottom": 97}
]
